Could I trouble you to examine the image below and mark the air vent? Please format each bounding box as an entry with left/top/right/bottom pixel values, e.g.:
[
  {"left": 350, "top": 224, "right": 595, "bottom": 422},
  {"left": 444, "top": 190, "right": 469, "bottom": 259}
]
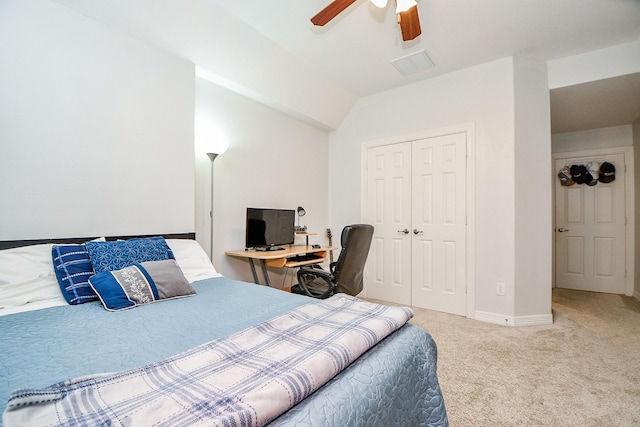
[{"left": 390, "top": 50, "right": 434, "bottom": 75}]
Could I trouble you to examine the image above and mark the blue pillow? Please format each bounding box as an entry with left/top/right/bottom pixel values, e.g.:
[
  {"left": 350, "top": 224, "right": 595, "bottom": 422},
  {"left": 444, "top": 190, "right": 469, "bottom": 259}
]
[
  {"left": 86, "top": 237, "right": 175, "bottom": 274},
  {"left": 88, "top": 260, "right": 195, "bottom": 311},
  {"left": 52, "top": 244, "right": 99, "bottom": 305}
]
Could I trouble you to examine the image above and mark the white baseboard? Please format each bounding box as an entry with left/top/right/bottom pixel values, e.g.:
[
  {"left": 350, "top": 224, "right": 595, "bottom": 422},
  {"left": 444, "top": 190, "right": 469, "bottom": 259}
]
[{"left": 475, "top": 311, "right": 554, "bottom": 327}]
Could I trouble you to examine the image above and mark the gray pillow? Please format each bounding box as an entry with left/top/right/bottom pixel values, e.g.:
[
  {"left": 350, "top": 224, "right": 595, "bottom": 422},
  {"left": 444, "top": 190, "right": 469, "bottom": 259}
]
[{"left": 89, "top": 259, "right": 195, "bottom": 311}]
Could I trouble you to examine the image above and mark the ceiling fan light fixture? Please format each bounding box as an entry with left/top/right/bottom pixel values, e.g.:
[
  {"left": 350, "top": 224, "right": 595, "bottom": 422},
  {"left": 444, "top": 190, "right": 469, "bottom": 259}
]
[
  {"left": 371, "top": 0, "right": 387, "bottom": 8},
  {"left": 395, "top": 0, "right": 417, "bottom": 14}
]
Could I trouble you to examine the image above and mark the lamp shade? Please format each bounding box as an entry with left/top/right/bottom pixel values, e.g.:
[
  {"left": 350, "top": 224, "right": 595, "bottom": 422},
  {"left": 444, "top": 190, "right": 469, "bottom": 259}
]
[
  {"left": 195, "top": 114, "right": 229, "bottom": 156},
  {"left": 395, "top": 0, "right": 417, "bottom": 13},
  {"left": 204, "top": 140, "right": 229, "bottom": 157}
]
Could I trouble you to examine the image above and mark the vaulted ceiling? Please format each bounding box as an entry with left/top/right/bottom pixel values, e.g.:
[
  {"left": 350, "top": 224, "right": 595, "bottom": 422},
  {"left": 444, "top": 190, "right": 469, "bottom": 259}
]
[
  {"left": 212, "top": 0, "right": 640, "bottom": 97},
  {"left": 54, "top": 0, "right": 640, "bottom": 132}
]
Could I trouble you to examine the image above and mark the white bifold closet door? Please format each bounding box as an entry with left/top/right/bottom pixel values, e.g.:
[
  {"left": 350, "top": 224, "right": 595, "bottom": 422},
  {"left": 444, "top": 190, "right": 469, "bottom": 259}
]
[{"left": 365, "top": 132, "right": 467, "bottom": 316}]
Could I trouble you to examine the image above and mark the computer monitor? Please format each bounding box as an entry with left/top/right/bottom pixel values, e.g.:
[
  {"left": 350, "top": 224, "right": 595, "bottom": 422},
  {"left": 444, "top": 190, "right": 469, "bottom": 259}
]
[{"left": 245, "top": 208, "right": 295, "bottom": 250}]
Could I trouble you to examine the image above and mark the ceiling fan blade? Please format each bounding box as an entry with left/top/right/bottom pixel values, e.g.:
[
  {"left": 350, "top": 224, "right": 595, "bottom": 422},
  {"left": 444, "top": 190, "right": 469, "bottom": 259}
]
[
  {"left": 398, "top": 5, "right": 421, "bottom": 41},
  {"left": 311, "top": 0, "right": 358, "bottom": 26}
]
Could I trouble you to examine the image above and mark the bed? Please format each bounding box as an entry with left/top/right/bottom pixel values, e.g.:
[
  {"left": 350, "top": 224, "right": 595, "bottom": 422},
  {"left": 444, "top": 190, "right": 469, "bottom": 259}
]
[{"left": 0, "top": 235, "right": 448, "bottom": 426}]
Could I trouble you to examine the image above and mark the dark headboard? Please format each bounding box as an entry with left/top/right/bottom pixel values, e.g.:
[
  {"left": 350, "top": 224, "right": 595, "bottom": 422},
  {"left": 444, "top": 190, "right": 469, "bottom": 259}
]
[{"left": 0, "top": 233, "right": 196, "bottom": 250}]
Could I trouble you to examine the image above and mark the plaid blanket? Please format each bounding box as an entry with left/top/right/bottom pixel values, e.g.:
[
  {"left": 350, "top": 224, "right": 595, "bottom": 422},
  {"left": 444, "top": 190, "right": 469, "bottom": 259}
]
[{"left": 3, "top": 294, "right": 412, "bottom": 427}]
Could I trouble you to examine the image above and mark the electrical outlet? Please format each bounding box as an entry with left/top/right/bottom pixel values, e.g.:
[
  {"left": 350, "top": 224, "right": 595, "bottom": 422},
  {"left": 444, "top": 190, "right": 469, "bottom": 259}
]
[{"left": 496, "top": 282, "right": 506, "bottom": 296}]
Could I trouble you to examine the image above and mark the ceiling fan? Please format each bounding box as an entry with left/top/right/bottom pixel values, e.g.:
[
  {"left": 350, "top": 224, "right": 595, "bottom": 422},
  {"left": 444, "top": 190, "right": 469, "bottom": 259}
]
[{"left": 311, "top": 0, "right": 421, "bottom": 41}]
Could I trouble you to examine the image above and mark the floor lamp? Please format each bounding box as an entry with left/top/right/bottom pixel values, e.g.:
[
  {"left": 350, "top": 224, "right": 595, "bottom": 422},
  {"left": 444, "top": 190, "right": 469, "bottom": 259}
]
[{"left": 206, "top": 147, "right": 226, "bottom": 262}]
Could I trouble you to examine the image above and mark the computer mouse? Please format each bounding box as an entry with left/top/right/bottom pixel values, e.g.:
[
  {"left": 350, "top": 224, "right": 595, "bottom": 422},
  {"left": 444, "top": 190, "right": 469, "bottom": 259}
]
[{"left": 312, "top": 244, "right": 321, "bottom": 249}]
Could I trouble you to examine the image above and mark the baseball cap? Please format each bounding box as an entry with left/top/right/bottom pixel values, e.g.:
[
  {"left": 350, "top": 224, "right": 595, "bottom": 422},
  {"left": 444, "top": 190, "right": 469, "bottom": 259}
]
[
  {"left": 570, "top": 164, "right": 592, "bottom": 185},
  {"left": 558, "top": 165, "right": 574, "bottom": 186},
  {"left": 586, "top": 161, "right": 599, "bottom": 186},
  {"left": 599, "top": 162, "right": 615, "bottom": 183}
]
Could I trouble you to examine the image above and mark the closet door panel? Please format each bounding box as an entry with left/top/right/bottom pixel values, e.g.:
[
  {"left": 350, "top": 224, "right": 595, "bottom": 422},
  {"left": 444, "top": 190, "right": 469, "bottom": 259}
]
[
  {"left": 412, "top": 133, "right": 467, "bottom": 315},
  {"left": 365, "top": 142, "right": 412, "bottom": 304}
]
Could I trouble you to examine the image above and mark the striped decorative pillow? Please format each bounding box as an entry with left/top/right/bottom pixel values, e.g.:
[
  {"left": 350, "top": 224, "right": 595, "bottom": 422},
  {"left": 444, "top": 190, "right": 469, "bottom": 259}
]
[{"left": 52, "top": 244, "right": 99, "bottom": 305}]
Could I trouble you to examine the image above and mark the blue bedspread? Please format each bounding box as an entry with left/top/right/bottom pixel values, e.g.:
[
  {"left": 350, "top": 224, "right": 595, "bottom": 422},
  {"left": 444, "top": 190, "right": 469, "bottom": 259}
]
[{"left": 0, "top": 277, "right": 447, "bottom": 426}]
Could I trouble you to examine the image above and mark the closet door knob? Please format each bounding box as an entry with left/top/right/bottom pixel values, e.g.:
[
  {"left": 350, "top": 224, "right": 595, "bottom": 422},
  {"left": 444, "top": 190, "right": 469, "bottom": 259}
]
[
  {"left": 413, "top": 229, "right": 424, "bottom": 235},
  {"left": 558, "top": 228, "right": 569, "bottom": 232},
  {"left": 397, "top": 229, "right": 410, "bottom": 235}
]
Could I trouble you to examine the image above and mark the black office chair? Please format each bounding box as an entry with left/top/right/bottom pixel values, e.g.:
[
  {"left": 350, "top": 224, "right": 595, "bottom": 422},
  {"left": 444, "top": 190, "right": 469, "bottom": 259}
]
[{"left": 291, "top": 224, "right": 374, "bottom": 299}]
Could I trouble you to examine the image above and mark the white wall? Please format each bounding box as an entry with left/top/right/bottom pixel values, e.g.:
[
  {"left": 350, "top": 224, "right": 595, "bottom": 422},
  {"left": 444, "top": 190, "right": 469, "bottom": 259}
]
[
  {"left": 330, "top": 57, "right": 535, "bottom": 320},
  {"left": 195, "top": 78, "right": 330, "bottom": 287},
  {"left": 0, "top": 0, "right": 195, "bottom": 239},
  {"left": 513, "top": 57, "right": 553, "bottom": 319},
  {"left": 548, "top": 38, "right": 640, "bottom": 90},
  {"left": 552, "top": 125, "right": 634, "bottom": 153},
  {"left": 634, "top": 119, "right": 640, "bottom": 301},
  {"left": 51, "top": 0, "right": 356, "bottom": 131}
]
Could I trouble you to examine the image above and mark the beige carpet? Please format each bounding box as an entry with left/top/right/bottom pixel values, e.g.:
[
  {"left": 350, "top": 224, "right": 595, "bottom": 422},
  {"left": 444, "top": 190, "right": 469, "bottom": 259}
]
[{"left": 380, "top": 289, "right": 640, "bottom": 426}]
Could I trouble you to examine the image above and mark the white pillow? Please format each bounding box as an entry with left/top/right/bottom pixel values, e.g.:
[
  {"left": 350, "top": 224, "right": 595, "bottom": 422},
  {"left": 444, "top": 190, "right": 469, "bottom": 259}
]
[
  {"left": 0, "top": 238, "right": 106, "bottom": 313},
  {"left": 0, "top": 243, "right": 66, "bottom": 310},
  {"left": 0, "top": 238, "right": 216, "bottom": 314},
  {"left": 166, "top": 239, "right": 222, "bottom": 283}
]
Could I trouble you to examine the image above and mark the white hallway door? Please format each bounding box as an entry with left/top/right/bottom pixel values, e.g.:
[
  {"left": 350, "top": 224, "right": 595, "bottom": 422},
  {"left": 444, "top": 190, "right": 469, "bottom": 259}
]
[
  {"left": 365, "top": 132, "right": 467, "bottom": 315},
  {"left": 555, "top": 153, "right": 626, "bottom": 294}
]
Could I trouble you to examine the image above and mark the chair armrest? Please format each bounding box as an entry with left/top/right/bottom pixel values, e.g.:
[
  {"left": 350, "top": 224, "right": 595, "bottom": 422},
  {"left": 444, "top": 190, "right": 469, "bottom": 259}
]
[
  {"left": 295, "top": 267, "right": 335, "bottom": 299},
  {"left": 297, "top": 267, "right": 332, "bottom": 280},
  {"left": 329, "top": 262, "right": 337, "bottom": 274}
]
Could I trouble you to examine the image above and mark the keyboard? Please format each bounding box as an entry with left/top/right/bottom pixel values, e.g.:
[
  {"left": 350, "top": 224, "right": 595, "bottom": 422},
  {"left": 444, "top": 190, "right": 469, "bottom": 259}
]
[{"left": 289, "top": 254, "right": 320, "bottom": 262}]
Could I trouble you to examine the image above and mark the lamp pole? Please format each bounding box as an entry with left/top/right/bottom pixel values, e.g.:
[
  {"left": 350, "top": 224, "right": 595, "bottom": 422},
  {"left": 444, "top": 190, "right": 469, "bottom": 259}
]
[{"left": 206, "top": 153, "right": 219, "bottom": 261}]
